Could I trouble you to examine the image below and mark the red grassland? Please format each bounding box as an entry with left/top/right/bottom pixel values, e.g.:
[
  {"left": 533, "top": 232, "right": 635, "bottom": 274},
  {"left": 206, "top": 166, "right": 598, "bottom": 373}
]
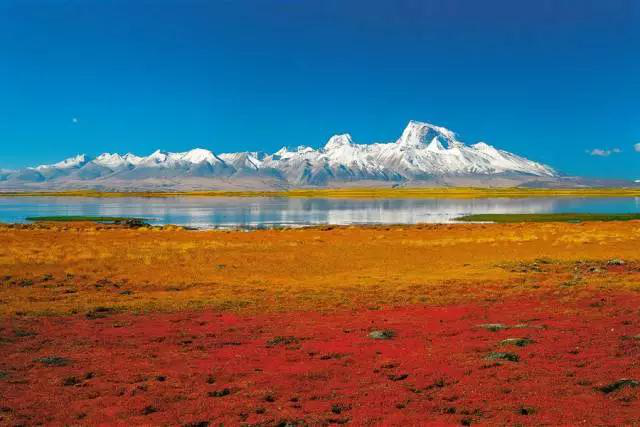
[{"left": 2, "top": 292, "right": 640, "bottom": 426}]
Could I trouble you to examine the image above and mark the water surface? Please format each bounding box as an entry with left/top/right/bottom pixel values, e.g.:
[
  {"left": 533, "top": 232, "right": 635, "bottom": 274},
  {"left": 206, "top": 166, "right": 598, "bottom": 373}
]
[{"left": 0, "top": 196, "right": 638, "bottom": 228}]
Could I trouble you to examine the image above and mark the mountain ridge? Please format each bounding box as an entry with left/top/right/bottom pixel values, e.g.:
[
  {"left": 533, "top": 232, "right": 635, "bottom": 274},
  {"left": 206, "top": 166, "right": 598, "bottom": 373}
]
[{"left": 0, "top": 121, "right": 572, "bottom": 190}]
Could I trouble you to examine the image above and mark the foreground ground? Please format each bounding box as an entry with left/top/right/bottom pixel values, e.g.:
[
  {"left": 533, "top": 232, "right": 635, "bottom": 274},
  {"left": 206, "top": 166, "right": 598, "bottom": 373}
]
[{"left": 2, "top": 221, "right": 640, "bottom": 425}]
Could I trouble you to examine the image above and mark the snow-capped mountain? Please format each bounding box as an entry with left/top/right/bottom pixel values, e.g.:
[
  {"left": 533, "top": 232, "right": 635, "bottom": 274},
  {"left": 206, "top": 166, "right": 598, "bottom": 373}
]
[{"left": 0, "top": 121, "right": 559, "bottom": 190}]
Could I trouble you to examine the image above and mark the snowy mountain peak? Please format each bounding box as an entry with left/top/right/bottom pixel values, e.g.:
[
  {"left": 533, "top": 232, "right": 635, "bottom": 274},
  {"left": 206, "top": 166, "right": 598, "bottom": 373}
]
[
  {"left": 296, "top": 146, "right": 315, "bottom": 154},
  {"left": 96, "top": 152, "right": 123, "bottom": 162},
  {"left": 398, "top": 121, "right": 458, "bottom": 148},
  {"left": 94, "top": 152, "right": 144, "bottom": 168},
  {"left": 324, "top": 134, "right": 354, "bottom": 150},
  {"left": 147, "top": 150, "right": 169, "bottom": 163},
  {"left": 274, "top": 147, "right": 289, "bottom": 157},
  {"left": 94, "top": 153, "right": 126, "bottom": 169},
  {"left": 180, "top": 148, "right": 219, "bottom": 164},
  {"left": 37, "top": 154, "right": 90, "bottom": 170}
]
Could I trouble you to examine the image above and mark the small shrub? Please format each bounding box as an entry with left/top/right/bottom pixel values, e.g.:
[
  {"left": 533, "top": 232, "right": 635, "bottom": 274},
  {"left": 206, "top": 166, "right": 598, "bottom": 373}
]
[
  {"left": 267, "top": 336, "right": 299, "bottom": 347},
  {"left": 485, "top": 352, "right": 519, "bottom": 362},
  {"left": 500, "top": 338, "right": 533, "bottom": 347},
  {"left": 86, "top": 306, "right": 117, "bottom": 319},
  {"left": 518, "top": 406, "right": 536, "bottom": 415},
  {"left": 331, "top": 403, "right": 351, "bottom": 414},
  {"left": 62, "top": 376, "right": 81, "bottom": 386},
  {"left": 596, "top": 379, "right": 639, "bottom": 394},
  {"left": 388, "top": 373, "right": 409, "bottom": 381},
  {"left": 142, "top": 405, "right": 158, "bottom": 415},
  {"left": 183, "top": 423, "right": 210, "bottom": 427},
  {"left": 208, "top": 388, "right": 230, "bottom": 398},
  {"left": 369, "top": 330, "right": 396, "bottom": 340},
  {"left": 477, "top": 324, "right": 509, "bottom": 332},
  {"left": 14, "top": 329, "right": 36, "bottom": 337},
  {"left": 37, "top": 356, "right": 71, "bottom": 367}
]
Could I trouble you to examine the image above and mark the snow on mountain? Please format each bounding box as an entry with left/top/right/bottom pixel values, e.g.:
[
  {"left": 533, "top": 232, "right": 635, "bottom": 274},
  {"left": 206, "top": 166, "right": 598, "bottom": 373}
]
[
  {"left": 217, "top": 151, "right": 266, "bottom": 170},
  {"left": 36, "top": 154, "right": 91, "bottom": 170},
  {"left": 179, "top": 148, "right": 221, "bottom": 165},
  {"left": 397, "top": 120, "right": 458, "bottom": 147},
  {"left": 2, "top": 121, "right": 557, "bottom": 188},
  {"left": 139, "top": 148, "right": 223, "bottom": 166},
  {"left": 94, "top": 153, "right": 144, "bottom": 169}
]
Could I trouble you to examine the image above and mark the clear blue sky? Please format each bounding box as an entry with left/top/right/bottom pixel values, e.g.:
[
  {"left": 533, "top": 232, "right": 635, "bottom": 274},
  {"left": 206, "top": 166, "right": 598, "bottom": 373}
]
[{"left": 1, "top": 0, "right": 639, "bottom": 178}]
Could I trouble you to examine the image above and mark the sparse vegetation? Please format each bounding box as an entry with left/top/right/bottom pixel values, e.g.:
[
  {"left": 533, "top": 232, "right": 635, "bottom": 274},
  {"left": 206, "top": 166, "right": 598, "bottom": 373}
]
[
  {"left": 208, "top": 388, "right": 231, "bottom": 398},
  {"left": 142, "top": 405, "right": 158, "bottom": 415},
  {"left": 456, "top": 213, "right": 640, "bottom": 223},
  {"left": 369, "top": 330, "right": 396, "bottom": 340},
  {"left": 26, "top": 216, "right": 150, "bottom": 228},
  {"left": 36, "top": 356, "right": 71, "bottom": 366},
  {"left": 26, "top": 215, "right": 147, "bottom": 223},
  {"left": 2, "top": 220, "right": 640, "bottom": 425},
  {"left": 500, "top": 338, "right": 533, "bottom": 347},
  {"left": 477, "top": 324, "right": 509, "bottom": 332},
  {"left": 85, "top": 306, "right": 117, "bottom": 319},
  {"left": 485, "top": 352, "right": 520, "bottom": 362},
  {"left": 596, "top": 379, "right": 639, "bottom": 394},
  {"left": 267, "top": 336, "right": 300, "bottom": 347},
  {"left": 62, "top": 376, "right": 81, "bottom": 386},
  {"left": 0, "top": 221, "right": 639, "bottom": 316}
]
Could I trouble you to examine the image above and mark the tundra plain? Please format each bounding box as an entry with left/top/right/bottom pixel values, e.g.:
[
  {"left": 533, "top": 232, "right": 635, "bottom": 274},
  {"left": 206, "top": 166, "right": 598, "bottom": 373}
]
[{"left": 1, "top": 221, "right": 640, "bottom": 425}]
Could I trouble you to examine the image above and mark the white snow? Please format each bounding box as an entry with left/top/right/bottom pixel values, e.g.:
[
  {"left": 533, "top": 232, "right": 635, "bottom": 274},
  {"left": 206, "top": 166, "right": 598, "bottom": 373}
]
[
  {"left": 25, "top": 121, "right": 557, "bottom": 182},
  {"left": 179, "top": 148, "right": 220, "bottom": 164},
  {"left": 36, "top": 154, "right": 89, "bottom": 170}
]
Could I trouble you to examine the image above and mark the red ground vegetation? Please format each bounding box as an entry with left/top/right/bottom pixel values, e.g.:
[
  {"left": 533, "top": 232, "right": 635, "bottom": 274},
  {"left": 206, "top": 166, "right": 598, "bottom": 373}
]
[
  {"left": 3, "top": 223, "right": 640, "bottom": 425},
  {"left": 2, "top": 290, "right": 640, "bottom": 426}
]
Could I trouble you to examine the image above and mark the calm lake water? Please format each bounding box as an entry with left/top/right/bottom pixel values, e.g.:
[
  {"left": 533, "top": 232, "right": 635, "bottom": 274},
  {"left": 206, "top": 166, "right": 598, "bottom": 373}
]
[{"left": 0, "top": 196, "right": 638, "bottom": 229}]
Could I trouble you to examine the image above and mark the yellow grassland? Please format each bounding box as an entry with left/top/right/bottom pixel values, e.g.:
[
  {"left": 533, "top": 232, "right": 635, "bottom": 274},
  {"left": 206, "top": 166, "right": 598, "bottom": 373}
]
[
  {"left": 1, "top": 221, "right": 639, "bottom": 316},
  {"left": 2, "top": 187, "right": 640, "bottom": 199}
]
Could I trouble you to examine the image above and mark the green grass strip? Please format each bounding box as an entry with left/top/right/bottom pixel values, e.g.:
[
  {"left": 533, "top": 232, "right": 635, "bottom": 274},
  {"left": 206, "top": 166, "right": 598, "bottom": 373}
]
[
  {"left": 26, "top": 216, "right": 144, "bottom": 223},
  {"left": 455, "top": 213, "right": 640, "bottom": 223}
]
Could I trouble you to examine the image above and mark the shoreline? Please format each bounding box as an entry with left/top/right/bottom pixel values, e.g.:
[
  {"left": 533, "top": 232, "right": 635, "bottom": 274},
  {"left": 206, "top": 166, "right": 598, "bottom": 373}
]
[{"left": 1, "top": 186, "right": 640, "bottom": 199}]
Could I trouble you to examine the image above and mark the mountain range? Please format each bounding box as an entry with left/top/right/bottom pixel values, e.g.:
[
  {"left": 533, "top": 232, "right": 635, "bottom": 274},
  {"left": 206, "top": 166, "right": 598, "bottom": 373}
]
[{"left": 1, "top": 121, "right": 630, "bottom": 190}]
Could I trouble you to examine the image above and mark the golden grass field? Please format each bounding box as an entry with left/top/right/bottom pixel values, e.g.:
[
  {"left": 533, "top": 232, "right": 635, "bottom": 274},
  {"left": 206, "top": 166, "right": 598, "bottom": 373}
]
[
  {"left": 1, "top": 220, "right": 640, "bottom": 317},
  {"left": 2, "top": 186, "right": 640, "bottom": 199}
]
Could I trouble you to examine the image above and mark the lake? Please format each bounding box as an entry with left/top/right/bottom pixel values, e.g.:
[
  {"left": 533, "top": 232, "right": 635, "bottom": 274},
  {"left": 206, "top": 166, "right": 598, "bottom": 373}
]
[{"left": 0, "top": 196, "right": 639, "bottom": 228}]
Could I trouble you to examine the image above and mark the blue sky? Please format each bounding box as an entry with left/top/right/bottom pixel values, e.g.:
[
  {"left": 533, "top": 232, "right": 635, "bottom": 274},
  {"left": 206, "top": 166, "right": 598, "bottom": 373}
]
[{"left": 1, "top": 0, "right": 639, "bottom": 178}]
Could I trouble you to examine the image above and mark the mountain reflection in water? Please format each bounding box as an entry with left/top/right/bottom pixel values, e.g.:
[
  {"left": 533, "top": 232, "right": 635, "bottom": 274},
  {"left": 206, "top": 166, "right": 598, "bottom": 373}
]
[{"left": 0, "top": 196, "right": 638, "bottom": 229}]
